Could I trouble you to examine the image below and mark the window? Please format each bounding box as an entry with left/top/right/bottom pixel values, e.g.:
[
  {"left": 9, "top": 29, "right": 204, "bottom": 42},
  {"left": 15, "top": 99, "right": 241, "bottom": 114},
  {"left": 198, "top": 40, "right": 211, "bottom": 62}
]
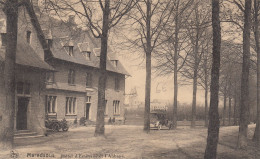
[
  {"left": 64, "top": 46, "right": 74, "bottom": 56},
  {"left": 112, "top": 60, "right": 118, "bottom": 67},
  {"left": 47, "top": 39, "right": 53, "bottom": 48},
  {"left": 86, "top": 96, "right": 91, "bottom": 119},
  {"left": 115, "top": 76, "right": 120, "bottom": 90},
  {"left": 85, "top": 51, "right": 91, "bottom": 60},
  {"left": 17, "top": 82, "right": 30, "bottom": 95},
  {"left": 17, "top": 82, "right": 24, "bottom": 94},
  {"left": 68, "top": 69, "right": 75, "bottom": 84},
  {"left": 66, "top": 97, "right": 77, "bottom": 115},
  {"left": 113, "top": 100, "right": 120, "bottom": 115},
  {"left": 104, "top": 100, "right": 108, "bottom": 115},
  {"left": 86, "top": 73, "right": 92, "bottom": 87},
  {"left": 46, "top": 96, "right": 57, "bottom": 114},
  {"left": 26, "top": 31, "right": 31, "bottom": 44},
  {"left": 46, "top": 72, "right": 54, "bottom": 84}
]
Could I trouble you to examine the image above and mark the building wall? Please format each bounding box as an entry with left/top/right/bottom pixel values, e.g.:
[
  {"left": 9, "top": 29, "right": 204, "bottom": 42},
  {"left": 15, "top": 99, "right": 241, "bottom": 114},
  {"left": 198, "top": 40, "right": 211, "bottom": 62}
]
[
  {"left": 15, "top": 66, "right": 46, "bottom": 135},
  {"left": 46, "top": 59, "right": 126, "bottom": 123}
]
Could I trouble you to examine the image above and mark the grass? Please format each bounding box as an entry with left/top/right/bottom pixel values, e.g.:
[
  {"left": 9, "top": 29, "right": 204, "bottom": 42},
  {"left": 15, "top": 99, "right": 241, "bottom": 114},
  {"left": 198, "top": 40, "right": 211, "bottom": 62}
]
[{"left": 0, "top": 124, "right": 259, "bottom": 159}]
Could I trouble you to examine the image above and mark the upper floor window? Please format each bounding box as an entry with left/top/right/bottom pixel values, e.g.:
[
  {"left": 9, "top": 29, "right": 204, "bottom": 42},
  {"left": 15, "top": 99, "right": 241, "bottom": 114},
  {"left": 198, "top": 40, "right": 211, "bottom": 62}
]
[
  {"left": 85, "top": 51, "right": 91, "bottom": 60},
  {"left": 45, "top": 72, "right": 54, "bottom": 84},
  {"left": 68, "top": 69, "right": 75, "bottom": 85},
  {"left": 112, "top": 60, "right": 118, "bottom": 67},
  {"left": 47, "top": 39, "right": 53, "bottom": 48},
  {"left": 26, "top": 31, "right": 31, "bottom": 44},
  {"left": 115, "top": 76, "right": 120, "bottom": 91},
  {"left": 64, "top": 46, "right": 74, "bottom": 56},
  {"left": 86, "top": 73, "right": 92, "bottom": 87},
  {"left": 46, "top": 95, "right": 57, "bottom": 114},
  {"left": 104, "top": 100, "right": 108, "bottom": 115},
  {"left": 17, "top": 81, "right": 30, "bottom": 95},
  {"left": 113, "top": 100, "right": 120, "bottom": 115},
  {"left": 65, "top": 97, "right": 77, "bottom": 115}
]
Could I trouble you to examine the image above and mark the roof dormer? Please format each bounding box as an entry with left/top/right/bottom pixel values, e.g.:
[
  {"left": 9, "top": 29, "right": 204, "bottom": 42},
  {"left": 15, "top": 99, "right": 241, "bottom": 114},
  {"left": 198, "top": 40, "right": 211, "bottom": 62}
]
[
  {"left": 46, "top": 30, "right": 53, "bottom": 48},
  {"left": 64, "top": 39, "right": 74, "bottom": 56},
  {"left": 111, "top": 60, "right": 118, "bottom": 67},
  {"left": 78, "top": 42, "right": 91, "bottom": 60},
  {"left": 94, "top": 48, "right": 101, "bottom": 57}
]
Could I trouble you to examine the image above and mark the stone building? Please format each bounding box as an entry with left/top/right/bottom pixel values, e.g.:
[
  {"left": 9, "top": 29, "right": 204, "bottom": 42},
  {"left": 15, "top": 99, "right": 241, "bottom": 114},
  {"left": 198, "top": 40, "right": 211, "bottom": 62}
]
[{"left": 0, "top": 1, "right": 128, "bottom": 136}]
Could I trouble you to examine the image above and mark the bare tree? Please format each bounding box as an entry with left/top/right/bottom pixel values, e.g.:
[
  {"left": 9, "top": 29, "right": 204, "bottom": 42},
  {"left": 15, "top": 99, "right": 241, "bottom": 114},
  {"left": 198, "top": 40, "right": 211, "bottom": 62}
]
[
  {"left": 120, "top": 0, "right": 174, "bottom": 133},
  {"left": 197, "top": 32, "right": 212, "bottom": 127},
  {"left": 237, "top": 0, "right": 252, "bottom": 148},
  {"left": 204, "top": 0, "right": 221, "bottom": 158},
  {"left": 0, "top": 0, "right": 18, "bottom": 150},
  {"left": 253, "top": 0, "right": 260, "bottom": 145},
  {"left": 46, "top": 0, "right": 137, "bottom": 136},
  {"left": 153, "top": 0, "right": 193, "bottom": 128},
  {"left": 180, "top": 0, "right": 211, "bottom": 128}
]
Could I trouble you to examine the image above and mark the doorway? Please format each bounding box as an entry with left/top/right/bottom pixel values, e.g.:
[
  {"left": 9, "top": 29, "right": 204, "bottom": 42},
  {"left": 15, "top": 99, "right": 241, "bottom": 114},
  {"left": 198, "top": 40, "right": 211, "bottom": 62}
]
[
  {"left": 85, "top": 103, "right": 91, "bottom": 120},
  {"left": 16, "top": 97, "right": 29, "bottom": 130}
]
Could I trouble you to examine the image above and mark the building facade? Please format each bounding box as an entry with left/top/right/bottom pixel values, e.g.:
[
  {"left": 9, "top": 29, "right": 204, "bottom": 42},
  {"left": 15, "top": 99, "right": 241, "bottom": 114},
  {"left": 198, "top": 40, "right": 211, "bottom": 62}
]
[{"left": 0, "top": 2, "right": 128, "bottom": 136}]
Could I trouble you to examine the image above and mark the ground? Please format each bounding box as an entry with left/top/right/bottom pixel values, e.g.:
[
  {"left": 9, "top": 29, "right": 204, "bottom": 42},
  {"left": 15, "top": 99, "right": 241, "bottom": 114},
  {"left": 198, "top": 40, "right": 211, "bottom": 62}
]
[{"left": 1, "top": 124, "right": 260, "bottom": 159}]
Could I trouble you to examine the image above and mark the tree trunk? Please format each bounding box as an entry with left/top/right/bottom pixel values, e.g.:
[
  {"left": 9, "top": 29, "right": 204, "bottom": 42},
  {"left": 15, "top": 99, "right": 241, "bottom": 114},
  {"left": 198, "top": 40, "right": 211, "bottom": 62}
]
[
  {"left": 237, "top": 0, "right": 251, "bottom": 149},
  {"left": 253, "top": 0, "right": 260, "bottom": 144},
  {"left": 204, "top": 0, "right": 221, "bottom": 158},
  {"left": 143, "top": 0, "right": 151, "bottom": 133},
  {"left": 173, "top": 2, "right": 179, "bottom": 129},
  {"left": 228, "top": 96, "right": 232, "bottom": 126},
  {"left": 191, "top": 34, "right": 199, "bottom": 128},
  {"left": 234, "top": 86, "right": 238, "bottom": 125},
  {"left": 204, "top": 44, "right": 209, "bottom": 128},
  {"left": 0, "top": 0, "right": 18, "bottom": 150},
  {"left": 205, "top": 80, "right": 208, "bottom": 127},
  {"left": 95, "top": 0, "right": 110, "bottom": 136},
  {"left": 223, "top": 91, "right": 227, "bottom": 126}
]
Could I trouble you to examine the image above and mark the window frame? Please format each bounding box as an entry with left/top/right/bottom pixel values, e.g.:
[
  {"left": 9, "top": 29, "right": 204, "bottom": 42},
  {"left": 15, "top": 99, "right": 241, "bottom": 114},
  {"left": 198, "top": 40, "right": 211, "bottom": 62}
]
[
  {"left": 68, "top": 69, "right": 75, "bottom": 85},
  {"left": 26, "top": 30, "right": 31, "bottom": 44},
  {"left": 65, "top": 97, "right": 77, "bottom": 115},
  {"left": 45, "top": 72, "right": 54, "bottom": 84},
  {"left": 115, "top": 76, "right": 120, "bottom": 91},
  {"left": 113, "top": 100, "right": 120, "bottom": 115},
  {"left": 46, "top": 95, "right": 57, "bottom": 115},
  {"left": 86, "top": 72, "right": 92, "bottom": 88},
  {"left": 16, "top": 81, "right": 31, "bottom": 95}
]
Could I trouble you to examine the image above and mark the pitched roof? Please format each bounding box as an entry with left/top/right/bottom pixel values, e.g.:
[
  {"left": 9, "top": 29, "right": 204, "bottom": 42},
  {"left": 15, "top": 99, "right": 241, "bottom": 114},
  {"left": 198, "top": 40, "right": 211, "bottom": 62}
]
[
  {"left": 0, "top": 37, "right": 54, "bottom": 71},
  {"left": 37, "top": 14, "right": 130, "bottom": 75},
  {"left": 46, "top": 21, "right": 130, "bottom": 75}
]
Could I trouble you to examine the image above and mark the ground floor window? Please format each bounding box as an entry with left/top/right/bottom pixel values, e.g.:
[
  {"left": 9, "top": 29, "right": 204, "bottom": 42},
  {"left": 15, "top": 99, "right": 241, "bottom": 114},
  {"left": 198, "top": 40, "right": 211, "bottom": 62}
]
[
  {"left": 46, "top": 95, "right": 57, "bottom": 114},
  {"left": 113, "top": 100, "right": 120, "bottom": 115},
  {"left": 66, "top": 97, "right": 77, "bottom": 115},
  {"left": 104, "top": 100, "right": 108, "bottom": 115},
  {"left": 86, "top": 96, "right": 91, "bottom": 120}
]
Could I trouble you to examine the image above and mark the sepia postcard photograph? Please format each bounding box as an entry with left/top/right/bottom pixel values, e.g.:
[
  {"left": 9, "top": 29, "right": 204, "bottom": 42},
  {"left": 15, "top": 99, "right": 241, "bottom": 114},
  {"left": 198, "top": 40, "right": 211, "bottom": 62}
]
[{"left": 0, "top": 0, "right": 260, "bottom": 158}]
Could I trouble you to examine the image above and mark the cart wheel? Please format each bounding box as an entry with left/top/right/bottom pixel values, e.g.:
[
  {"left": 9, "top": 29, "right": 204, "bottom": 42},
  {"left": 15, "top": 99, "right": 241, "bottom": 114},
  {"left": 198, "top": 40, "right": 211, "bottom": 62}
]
[
  {"left": 157, "top": 124, "right": 162, "bottom": 130},
  {"left": 169, "top": 124, "right": 173, "bottom": 130},
  {"left": 62, "top": 126, "right": 69, "bottom": 132},
  {"left": 52, "top": 123, "right": 59, "bottom": 132}
]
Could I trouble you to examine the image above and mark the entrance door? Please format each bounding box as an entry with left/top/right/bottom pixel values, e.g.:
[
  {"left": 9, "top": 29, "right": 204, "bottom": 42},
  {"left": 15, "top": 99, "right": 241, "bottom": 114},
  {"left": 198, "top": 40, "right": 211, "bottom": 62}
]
[
  {"left": 85, "top": 103, "right": 91, "bottom": 120},
  {"left": 16, "top": 98, "right": 29, "bottom": 130}
]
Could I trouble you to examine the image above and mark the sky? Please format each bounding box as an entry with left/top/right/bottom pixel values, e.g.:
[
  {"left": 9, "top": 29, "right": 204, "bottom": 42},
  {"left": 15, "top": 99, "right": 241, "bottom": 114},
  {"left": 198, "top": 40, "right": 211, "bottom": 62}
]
[{"left": 117, "top": 51, "right": 206, "bottom": 105}]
